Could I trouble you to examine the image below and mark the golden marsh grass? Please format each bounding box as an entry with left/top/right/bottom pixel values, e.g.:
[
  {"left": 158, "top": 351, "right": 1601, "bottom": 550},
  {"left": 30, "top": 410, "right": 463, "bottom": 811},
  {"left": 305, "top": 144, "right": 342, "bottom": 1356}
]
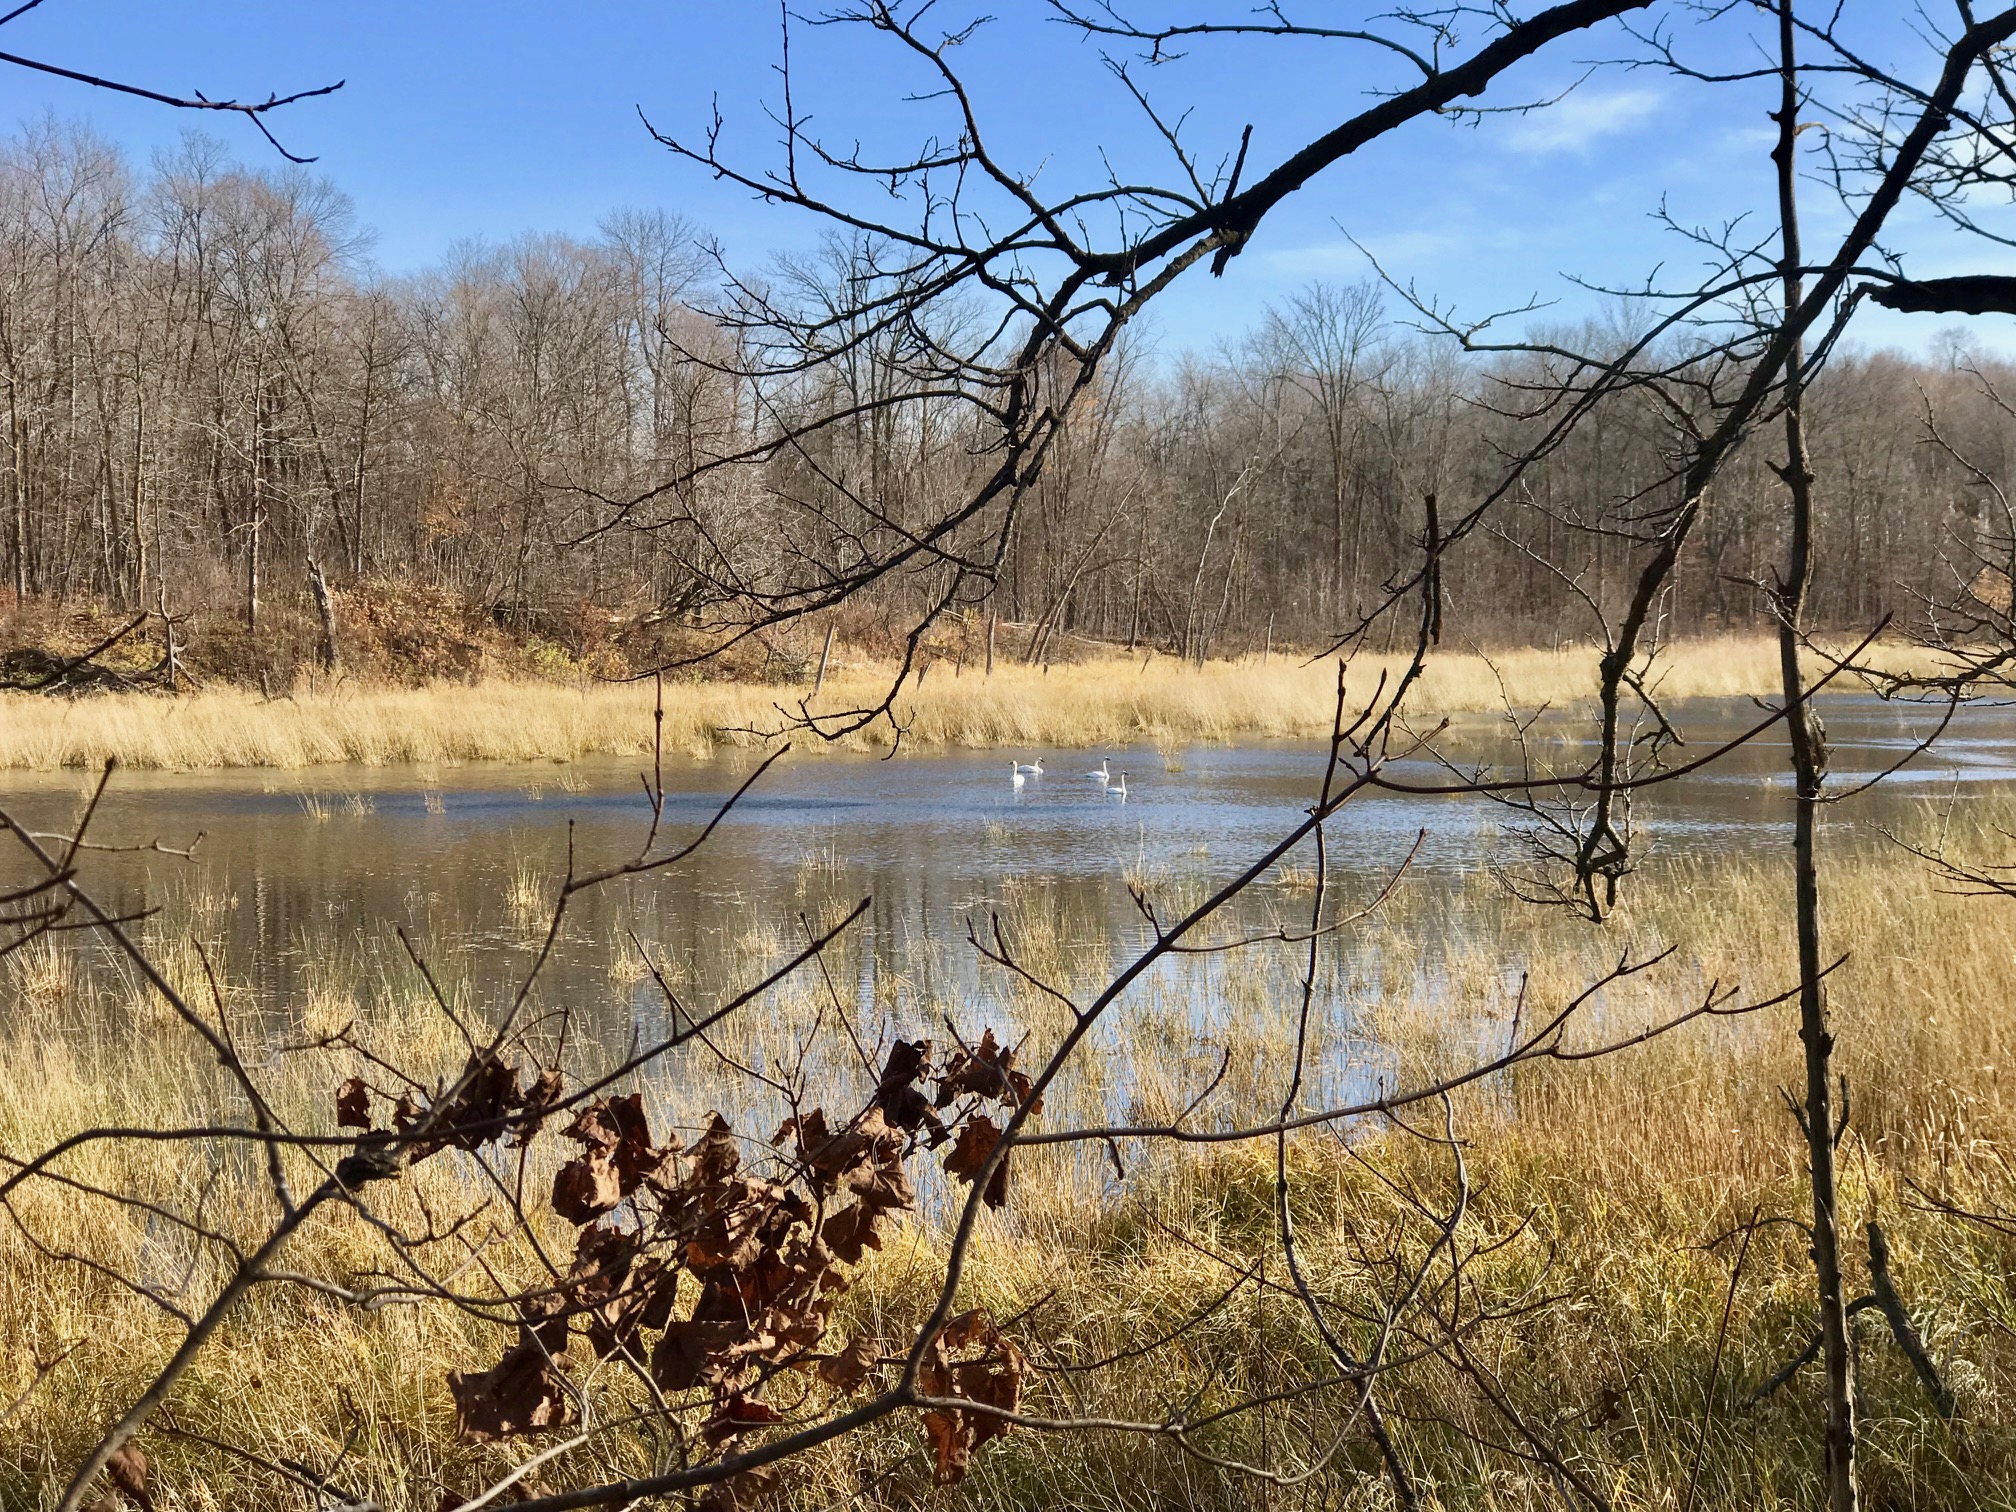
[{"left": 0, "top": 635, "right": 1850, "bottom": 771}]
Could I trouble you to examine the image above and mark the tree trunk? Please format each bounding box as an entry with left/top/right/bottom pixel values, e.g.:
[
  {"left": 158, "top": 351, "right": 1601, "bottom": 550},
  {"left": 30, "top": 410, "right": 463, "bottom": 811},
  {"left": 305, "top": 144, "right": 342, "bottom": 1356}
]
[
  {"left": 812, "top": 624, "right": 834, "bottom": 697},
  {"left": 156, "top": 583, "right": 179, "bottom": 690},
  {"left": 246, "top": 504, "right": 262, "bottom": 634},
  {"left": 1772, "top": 6, "right": 1856, "bottom": 1506},
  {"left": 307, "top": 557, "right": 340, "bottom": 674}
]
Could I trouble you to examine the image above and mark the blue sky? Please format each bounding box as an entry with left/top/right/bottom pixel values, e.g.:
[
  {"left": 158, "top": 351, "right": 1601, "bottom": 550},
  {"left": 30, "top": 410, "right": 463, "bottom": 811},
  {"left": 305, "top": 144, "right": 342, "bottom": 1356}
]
[{"left": 4, "top": 1, "right": 2010, "bottom": 355}]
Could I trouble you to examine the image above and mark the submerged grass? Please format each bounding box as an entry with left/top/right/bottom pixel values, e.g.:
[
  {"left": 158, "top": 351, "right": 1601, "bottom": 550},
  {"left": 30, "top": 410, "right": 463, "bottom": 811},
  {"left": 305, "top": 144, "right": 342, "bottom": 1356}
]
[
  {"left": 6, "top": 800, "right": 2016, "bottom": 1508},
  {"left": 0, "top": 635, "right": 1832, "bottom": 770}
]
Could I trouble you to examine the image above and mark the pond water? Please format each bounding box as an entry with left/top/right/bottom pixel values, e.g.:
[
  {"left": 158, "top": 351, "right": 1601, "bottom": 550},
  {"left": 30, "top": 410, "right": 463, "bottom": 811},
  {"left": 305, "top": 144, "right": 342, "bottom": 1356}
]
[{"left": 4, "top": 693, "right": 2012, "bottom": 1044}]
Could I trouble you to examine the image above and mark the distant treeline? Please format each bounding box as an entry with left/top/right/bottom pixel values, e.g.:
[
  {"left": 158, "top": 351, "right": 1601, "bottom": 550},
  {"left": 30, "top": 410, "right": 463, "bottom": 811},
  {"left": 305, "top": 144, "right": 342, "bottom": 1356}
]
[{"left": 2, "top": 118, "right": 2009, "bottom": 663}]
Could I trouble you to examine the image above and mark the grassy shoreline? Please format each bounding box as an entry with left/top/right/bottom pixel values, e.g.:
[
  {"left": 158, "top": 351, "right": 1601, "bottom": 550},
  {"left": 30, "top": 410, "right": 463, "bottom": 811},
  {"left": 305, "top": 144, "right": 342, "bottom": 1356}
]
[{"left": 0, "top": 636, "right": 1816, "bottom": 771}]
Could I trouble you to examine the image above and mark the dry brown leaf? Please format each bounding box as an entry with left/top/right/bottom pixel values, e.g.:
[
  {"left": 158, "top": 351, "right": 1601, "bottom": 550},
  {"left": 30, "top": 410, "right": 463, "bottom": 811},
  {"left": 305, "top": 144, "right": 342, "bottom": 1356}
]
[
  {"left": 570, "top": 1219, "right": 640, "bottom": 1277},
  {"left": 872, "top": 1038, "right": 946, "bottom": 1140},
  {"left": 845, "top": 1109, "right": 915, "bottom": 1208},
  {"left": 585, "top": 1256, "right": 664, "bottom": 1361},
  {"left": 701, "top": 1393, "right": 785, "bottom": 1447},
  {"left": 683, "top": 1181, "right": 782, "bottom": 1273},
  {"left": 561, "top": 1099, "right": 619, "bottom": 1150},
  {"left": 652, "top": 1317, "right": 746, "bottom": 1392},
  {"left": 784, "top": 1107, "right": 866, "bottom": 1186},
  {"left": 393, "top": 1090, "right": 424, "bottom": 1132},
  {"left": 552, "top": 1150, "right": 623, "bottom": 1225},
  {"left": 952, "top": 1340, "right": 1025, "bottom": 1449},
  {"left": 106, "top": 1443, "right": 152, "bottom": 1512},
  {"left": 935, "top": 1030, "right": 1043, "bottom": 1115},
  {"left": 517, "top": 1288, "right": 571, "bottom": 1355},
  {"left": 922, "top": 1408, "right": 973, "bottom": 1486},
  {"left": 820, "top": 1202, "right": 889, "bottom": 1266},
  {"left": 938, "top": 1309, "right": 995, "bottom": 1352},
  {"left": 448, "top": 1339, "right": 574, "bottom": 1442},
  {"left": 1585, "top": 1385, "right": 1626, "bottom": 1429},
  {"left": 943, "top": 1116, "right": 1011, "bottom": 1208},
  {"left": 436, "top": 1049, "right": 521, "bottom": 1151},
  {"left": 695, "top": 1465, "right": 780, "bottom": 1512},
  {"left": 513, "top": 1067, "right": 565, "bottom": 1146},
  {"left": 817, "top": 1334, "right": 881, "bottom": 1394},
  {"left": 402, "top": 1049, "right": 529, "bottom": 1160},
  {"left": 566, "top": 1093, "right": 666, "bottom": 1192},
  {"left": 875, "top": 1038, "right": 929, "bottom": 1094},
  {"left": 687, "top": 1113, "right": 741, "bottom": 1188},
  {"left": 764, "top": 1296, "right": 829, "bottom": 1357},
  {"left": 425, "top": 1035, "right": 1020, "bottom": 1486},
  {"left": 334, "top": 1077, "right": 372, "bottom": 1130},
  {"left": 916, "top": 1310, "right": 1026, "bottom": 1484}
]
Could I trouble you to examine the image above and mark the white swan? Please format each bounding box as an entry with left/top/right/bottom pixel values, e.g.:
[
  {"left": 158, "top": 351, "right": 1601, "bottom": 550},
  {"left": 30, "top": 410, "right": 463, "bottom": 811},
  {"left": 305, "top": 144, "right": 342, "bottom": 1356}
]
[
  {"left": 1010, "top": 761, "right": 1025, "bottom": 789},
  {"left": 1016, "top": 758, "right": 1044, "bottom": 776},
  {"left": 1086, "top": 758, "right": 1111, "bottom": 782},
  {"left": 1108, "top": 772, "right": 1128, "bottom": 800}
]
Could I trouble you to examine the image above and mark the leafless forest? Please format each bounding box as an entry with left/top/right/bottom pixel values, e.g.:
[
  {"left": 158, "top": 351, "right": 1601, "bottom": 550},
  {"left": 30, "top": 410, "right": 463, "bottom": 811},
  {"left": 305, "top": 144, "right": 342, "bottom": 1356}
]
[{"left": 4, "top": 119, "right": 2011, "bottom": 666}]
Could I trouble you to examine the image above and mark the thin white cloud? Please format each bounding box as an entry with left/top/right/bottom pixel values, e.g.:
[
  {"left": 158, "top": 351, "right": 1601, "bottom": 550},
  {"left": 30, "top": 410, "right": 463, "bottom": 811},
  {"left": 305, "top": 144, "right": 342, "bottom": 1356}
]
[
  {"left": 1713, "top": 124, "right": 1779, "bottom": 153},
  {"left": 1502, "top": 88, "right": 1662, "bottom": 155},
  {"left": 1259, "top": 230, "right": 1467, "bottom": 277}
]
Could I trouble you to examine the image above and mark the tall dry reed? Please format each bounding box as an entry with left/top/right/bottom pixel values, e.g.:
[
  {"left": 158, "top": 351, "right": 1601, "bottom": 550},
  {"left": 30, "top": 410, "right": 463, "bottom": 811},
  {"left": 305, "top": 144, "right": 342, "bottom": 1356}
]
[{"left": 0, "top": 636, "right": 1822, "bottom": 770}]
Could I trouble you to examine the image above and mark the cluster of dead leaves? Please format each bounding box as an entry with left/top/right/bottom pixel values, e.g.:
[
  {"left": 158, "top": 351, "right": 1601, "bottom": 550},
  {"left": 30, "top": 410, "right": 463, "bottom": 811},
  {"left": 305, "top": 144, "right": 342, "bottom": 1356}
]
[
  {"left": 335, "top": 1049, "right": 563, "bottom": 1175},
  {"left": 918, "top": 1310, "right": 1027, "bottom": 1486},
  {"left": 875, "top": 1030, "right": 1038, "bottom": 1212},
  {"left": 366, "top": 1030, "right": 1038, "bottom": 1494}
]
